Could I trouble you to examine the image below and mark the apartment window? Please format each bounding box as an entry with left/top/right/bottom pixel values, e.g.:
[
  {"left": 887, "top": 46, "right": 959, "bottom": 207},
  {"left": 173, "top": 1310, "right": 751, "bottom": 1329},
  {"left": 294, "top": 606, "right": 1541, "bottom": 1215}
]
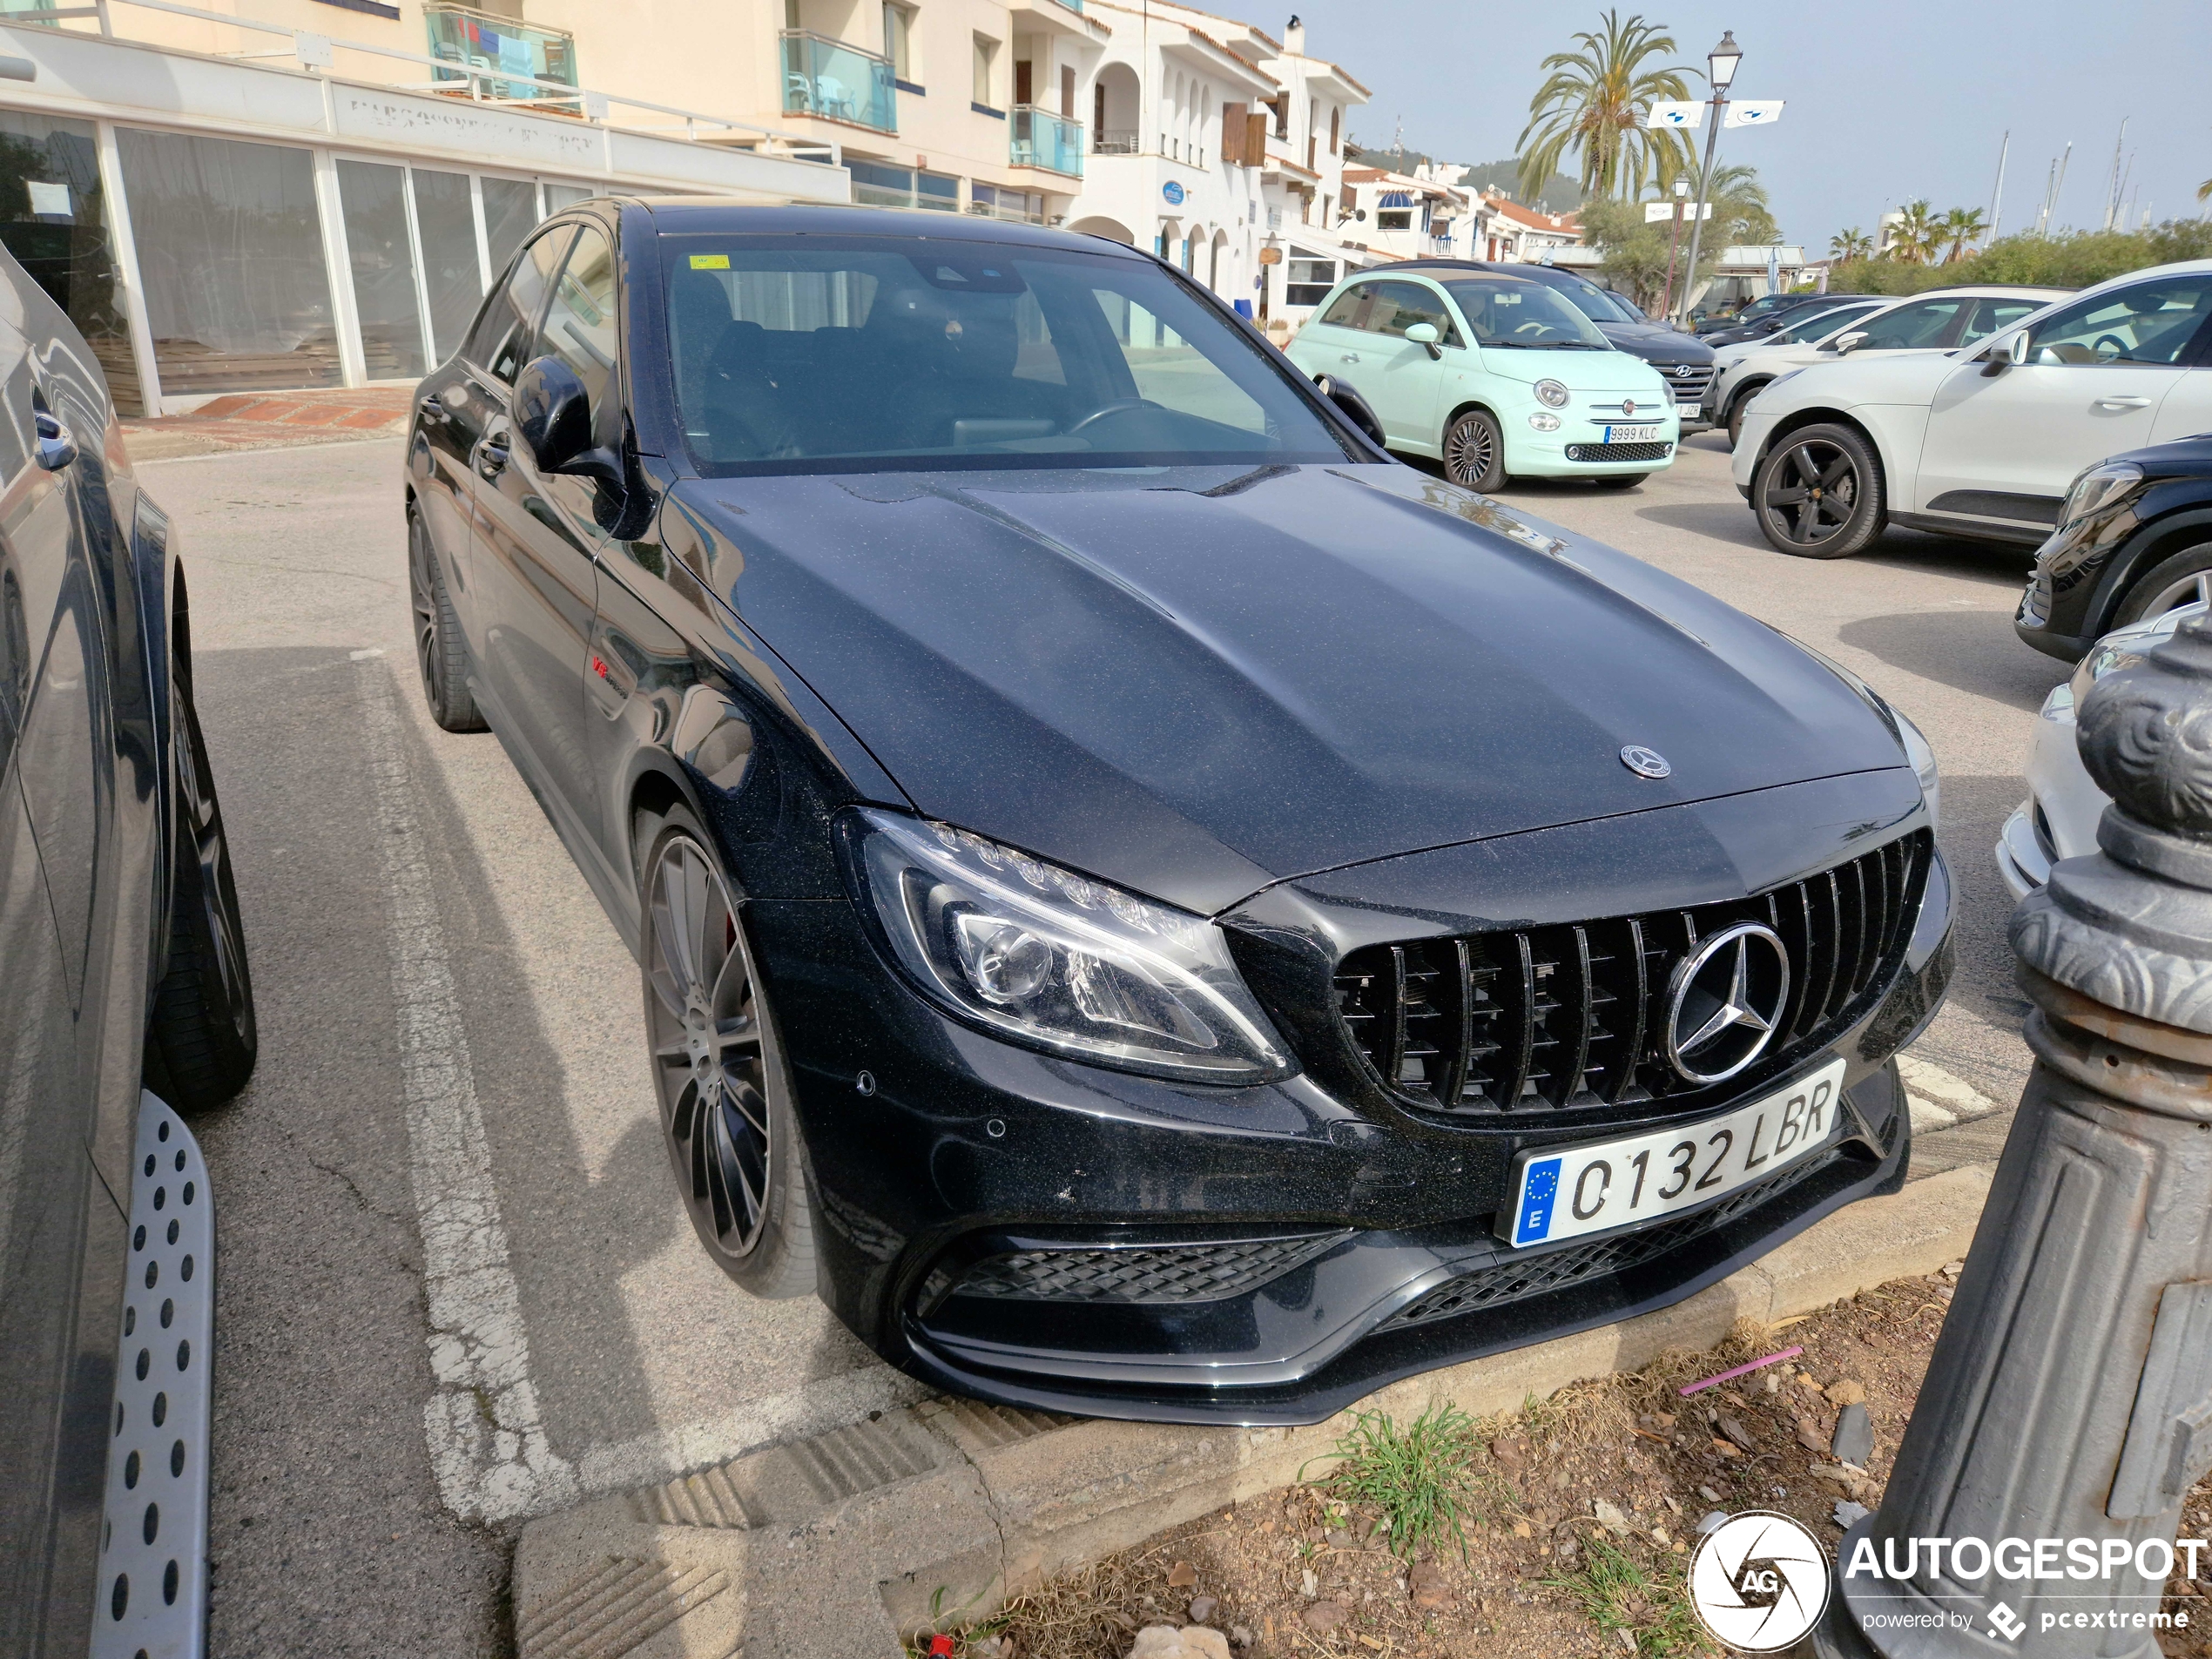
[
  {"left": 1094, "top": 83, "right": 1105, "bottom": 132},
  {"left": 1328, "top": 105, "right": 1340, "bottom": 153},
  {"left": 1014, "top": 57, "right": 1032, "bottom": 105},
  {"left": 1271, "top": 96, "right": 1286, "bottom": 139},
  {"left": 1061, "top": 64, "right": 1075, "bottom": 118},
  {"left": 1376, "top": 210, "right": 1411, "bottom": 230},
  {"left": 785, "top": 0, "right": 799, "bottom": 26},
  {"left": 972, "top": 35, "right": 997, "bottom": 110},
  {"left": 882, "top": 3, "right": 914, "bottom": 83}
]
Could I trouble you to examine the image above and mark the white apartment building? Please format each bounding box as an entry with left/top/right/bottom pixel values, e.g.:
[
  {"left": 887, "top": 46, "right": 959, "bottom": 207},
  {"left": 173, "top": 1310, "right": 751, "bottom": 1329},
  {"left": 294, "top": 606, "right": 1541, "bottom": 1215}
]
[
  {"left": 1480, "top": 191, "right": 1581, "bottom": 263},
  {"left": 1339, "top": 160, "right": 1487, "bottom": 262}
]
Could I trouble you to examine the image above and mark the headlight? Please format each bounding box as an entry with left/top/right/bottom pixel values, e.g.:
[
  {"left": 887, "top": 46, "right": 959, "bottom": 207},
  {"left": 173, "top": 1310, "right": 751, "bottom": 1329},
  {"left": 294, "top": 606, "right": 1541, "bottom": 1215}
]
[
  {"left": 2068, "top": 633, "right": 2155, "bottom": 711},
  {"left": 1527, "top": 411, "right": 1561, "bottom": 431},
  {"left": 2056, "top": 461, "right": 2142, "bottom": 529},
  {"left": 843, "top": 809, "right": 1292, "bottom": 1083},
  {"left": 1893, "top": 708, "right": 1941, "bottom": 832},
  {"left": 1534, "top": 379, "right": 1569, "bottom": 408}
]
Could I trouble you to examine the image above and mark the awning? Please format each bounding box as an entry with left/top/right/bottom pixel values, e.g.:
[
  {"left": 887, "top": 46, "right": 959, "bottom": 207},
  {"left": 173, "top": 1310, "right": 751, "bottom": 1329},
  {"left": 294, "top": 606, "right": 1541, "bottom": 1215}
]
[{"left": 1379, "top": 191, "right": 1413, "bottom": 207}]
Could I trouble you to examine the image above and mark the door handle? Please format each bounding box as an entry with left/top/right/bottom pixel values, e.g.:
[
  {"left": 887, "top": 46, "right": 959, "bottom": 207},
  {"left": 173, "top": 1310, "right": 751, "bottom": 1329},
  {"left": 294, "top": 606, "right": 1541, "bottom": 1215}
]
[
  {"left": 2095, "top": 395, "right": 2153, "bottom": 410},
  {"left": 418, "top": 392, "right": 448, "bottom": 421},
  {"left": 474, "top": 435, "right": 510, "bottom": 479},
  {"left": 33, "top": 408, "right": 75, "bottom": 472}
]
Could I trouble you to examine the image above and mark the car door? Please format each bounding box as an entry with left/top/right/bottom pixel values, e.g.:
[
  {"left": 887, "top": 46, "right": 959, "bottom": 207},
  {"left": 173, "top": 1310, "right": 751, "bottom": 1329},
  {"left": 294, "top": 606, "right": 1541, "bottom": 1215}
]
[
  {"left": 467, "top": 223, "right": 609, "bottom": 830},
  {"left": 2148, "top": 336, "right": 2212, "bottom": 447},
  {"left": 1310, "top": 279, "right": 1444, "bottom": 451},
  {"left": 1915, "top": 273, "right": 2212, "bottom": 523}
]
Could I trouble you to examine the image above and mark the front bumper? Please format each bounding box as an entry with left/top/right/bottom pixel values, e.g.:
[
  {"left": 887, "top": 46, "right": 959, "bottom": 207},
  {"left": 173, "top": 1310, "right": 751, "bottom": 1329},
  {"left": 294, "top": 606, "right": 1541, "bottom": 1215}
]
[{"left": 754, "top": 778, "right": 1953, "bottom": 1424}]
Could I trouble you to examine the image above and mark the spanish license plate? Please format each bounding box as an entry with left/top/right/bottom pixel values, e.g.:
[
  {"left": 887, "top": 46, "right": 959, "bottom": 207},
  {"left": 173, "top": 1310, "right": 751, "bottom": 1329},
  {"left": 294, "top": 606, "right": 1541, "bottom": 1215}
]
[
  {"left": 1501, "top": 1058, "right": 1846, "bottom": 1247},
  {"left": 1602, "top": 423, "right": 1661, "bottom": 443}
]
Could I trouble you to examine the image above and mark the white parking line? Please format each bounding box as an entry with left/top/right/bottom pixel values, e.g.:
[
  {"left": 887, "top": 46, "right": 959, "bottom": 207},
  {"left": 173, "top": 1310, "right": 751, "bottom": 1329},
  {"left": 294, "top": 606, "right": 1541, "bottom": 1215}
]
[{"left": 357, "top": 659, "right": 581, "bottom": 1523}]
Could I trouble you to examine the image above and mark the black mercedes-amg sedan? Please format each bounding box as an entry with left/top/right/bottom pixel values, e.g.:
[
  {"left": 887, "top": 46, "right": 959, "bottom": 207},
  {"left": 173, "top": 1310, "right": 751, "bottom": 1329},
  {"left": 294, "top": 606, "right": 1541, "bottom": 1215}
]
[
  {"left": 0, "top": 247, "right": 256, "bottom": 1652},
  {"left": 404, "top": 199, "right": 1952, "bottom": 1423}
]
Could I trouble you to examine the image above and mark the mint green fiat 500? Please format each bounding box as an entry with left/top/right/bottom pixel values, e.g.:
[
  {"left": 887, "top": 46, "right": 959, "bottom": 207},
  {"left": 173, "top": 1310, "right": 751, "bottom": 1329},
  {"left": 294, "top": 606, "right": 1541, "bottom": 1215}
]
[{"left": 1287, "top": 267, "right": 1679, "bottom": 490}]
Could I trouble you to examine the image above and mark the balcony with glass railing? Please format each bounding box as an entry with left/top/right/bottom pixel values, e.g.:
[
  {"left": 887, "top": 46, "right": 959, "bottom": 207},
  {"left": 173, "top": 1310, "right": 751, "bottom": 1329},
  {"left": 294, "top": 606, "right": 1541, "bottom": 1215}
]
[
  {"left": 426, "top": 5, "right": 577, "bottom": 104},
  {"left": 1009, "top": 106, "right": 1082, "bottom": 178},
  {"left": 779, "top": 30, "right": 896, "bottom": 135}
]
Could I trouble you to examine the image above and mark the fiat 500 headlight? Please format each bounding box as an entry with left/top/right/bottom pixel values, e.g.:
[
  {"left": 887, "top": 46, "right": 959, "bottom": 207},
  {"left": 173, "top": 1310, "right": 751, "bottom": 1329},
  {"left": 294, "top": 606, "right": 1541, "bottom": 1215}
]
[
  {"left": 1534, "top": 379, "right": 1570, "bottom": 408},
  {"left": 843, "top": 809, "right": 1292, "bottom": 1083}
]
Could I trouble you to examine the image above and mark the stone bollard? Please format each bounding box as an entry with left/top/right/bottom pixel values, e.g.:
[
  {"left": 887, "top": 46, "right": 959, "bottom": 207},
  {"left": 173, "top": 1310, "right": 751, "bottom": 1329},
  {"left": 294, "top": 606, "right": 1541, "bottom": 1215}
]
[{"left": 1817, "top": 610, "right": 2212, "bottom": 1658}]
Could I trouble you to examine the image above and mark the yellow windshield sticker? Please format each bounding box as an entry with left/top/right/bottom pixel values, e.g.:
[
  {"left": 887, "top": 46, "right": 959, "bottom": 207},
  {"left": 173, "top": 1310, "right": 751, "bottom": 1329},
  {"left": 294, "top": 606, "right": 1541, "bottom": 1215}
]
[{"left": 689, "top": 253, "right": 731, "bottom": 270}]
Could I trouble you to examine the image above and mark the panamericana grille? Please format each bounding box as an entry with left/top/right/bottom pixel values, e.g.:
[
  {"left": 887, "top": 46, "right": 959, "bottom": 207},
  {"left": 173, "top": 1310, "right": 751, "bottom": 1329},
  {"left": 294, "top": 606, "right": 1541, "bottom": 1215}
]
[
  {"left": 950, "top": 1232, "right": 1345, "bottom": 1305},
  {"left": 1332, "top": 831, "right": 1930, "bottom": 1119},
  {"left": 1566, "top": 441, "right": 1673, "bottom": 463},
  {"left": 1379, "top": 1150, "right": 1840, "bottom": 1331}
]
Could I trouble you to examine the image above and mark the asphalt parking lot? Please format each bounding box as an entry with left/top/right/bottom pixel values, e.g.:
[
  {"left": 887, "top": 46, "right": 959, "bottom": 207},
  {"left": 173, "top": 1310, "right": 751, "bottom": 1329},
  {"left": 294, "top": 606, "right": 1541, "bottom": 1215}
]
[{"left": 153, "top": 428, "right": 2060, "bottom": 1655}]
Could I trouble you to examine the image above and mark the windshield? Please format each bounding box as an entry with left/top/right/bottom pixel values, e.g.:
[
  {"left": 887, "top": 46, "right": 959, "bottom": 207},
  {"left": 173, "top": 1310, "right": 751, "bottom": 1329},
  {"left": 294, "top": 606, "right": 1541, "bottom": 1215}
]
[
  {"left": 1568, "top": 282, "right": 1645, "bottom": 325},
  {"left": 660, "top": 237, "right": 1355, "bottom": 474},
  {"left": 1440, "top": 276, "right": 1611, "bottom": 348},
  {"left": 1775, "top": 303, "right": 1880, "bottom": 345}
]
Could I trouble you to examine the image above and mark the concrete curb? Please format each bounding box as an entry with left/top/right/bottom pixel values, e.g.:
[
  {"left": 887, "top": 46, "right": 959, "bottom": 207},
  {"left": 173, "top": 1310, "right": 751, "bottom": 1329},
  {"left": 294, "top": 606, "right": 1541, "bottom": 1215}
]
[{"left": 511, "top": 1163, "right": 1995, "bottom": 1658}]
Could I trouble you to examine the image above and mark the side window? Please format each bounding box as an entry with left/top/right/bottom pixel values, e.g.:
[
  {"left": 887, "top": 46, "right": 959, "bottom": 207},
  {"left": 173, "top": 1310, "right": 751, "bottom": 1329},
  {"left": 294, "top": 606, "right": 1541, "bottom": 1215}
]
[
  {"left": 2028, "top": 278, "right": 2212, "bottom": 367},
  {"left": 1959, "top": 299, "right": 2042, "bottom": 347},
  {"left": 1854, "top": 299, "right": 1963, "bottom": 351},
  {"left": 465, "top": 226, "right": 573, "bottom": 384},
  {"left": 536, "top": 224, "right": 621, "bottom": 441},
  {"left": 1316, "top": 282, "right": 1373, "bottom": 329},
  {"left": 1368, "top": 280, "right": 1460, "bottom": 346}
]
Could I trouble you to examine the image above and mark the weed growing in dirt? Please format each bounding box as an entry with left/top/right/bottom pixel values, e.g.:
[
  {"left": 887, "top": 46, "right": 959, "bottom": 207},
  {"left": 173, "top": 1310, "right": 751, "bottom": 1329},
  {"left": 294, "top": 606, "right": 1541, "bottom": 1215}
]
[
  {"left": 1545, "top": 1534, "right": 1714, "bottom": 1656},
  {"left": 1309, "top": 1400, "right": 1487, "bottom": 1561}
]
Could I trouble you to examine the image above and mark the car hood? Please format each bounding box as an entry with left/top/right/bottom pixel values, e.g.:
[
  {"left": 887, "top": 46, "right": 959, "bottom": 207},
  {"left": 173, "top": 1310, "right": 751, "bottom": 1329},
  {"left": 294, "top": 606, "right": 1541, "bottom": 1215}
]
[
  {"left": 1595, "top": 320, "right": 1714, "bottom": 362},
  {"left": 676, "top": 463, "right": 1910, "bottom": 914},
  {"left": 1476, "top": 347, "right": 1662, "bottom": 388},
  {"left": 1765, "top": 347, "right": 1964, "bottom": 411}
]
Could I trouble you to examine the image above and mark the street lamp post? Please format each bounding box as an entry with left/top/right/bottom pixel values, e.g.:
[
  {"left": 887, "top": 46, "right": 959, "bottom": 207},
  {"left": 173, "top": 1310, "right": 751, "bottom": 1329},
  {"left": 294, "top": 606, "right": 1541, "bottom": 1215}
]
[
  {"left": 1676, "top": 30, "right": 1740, "bottom": 327},
  {"left": 1659, "top": 176, "right": 1691, "bottom": 319}
]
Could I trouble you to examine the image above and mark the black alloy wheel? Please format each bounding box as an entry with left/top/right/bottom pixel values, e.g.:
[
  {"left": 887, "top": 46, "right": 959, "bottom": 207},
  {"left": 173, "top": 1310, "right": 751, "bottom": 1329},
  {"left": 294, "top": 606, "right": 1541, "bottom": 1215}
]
[
  {"left": 641, "top": 810, "right": 816, "bottom": 1297},
  {"left": 408, "top": 509, "right": 485, "bottom": 732},
  {"left": 1753, "top": 422, "right": 1885, "bottom": 559},
  {"left": 2113, "top": 543, "right": 2212, "bottom": 630},
  {"left": 1443, "top": 408, "right": 1507, "bottom": 493},
  {"left": 148, "top": 665, "right": 258, "bottom": 1111}
]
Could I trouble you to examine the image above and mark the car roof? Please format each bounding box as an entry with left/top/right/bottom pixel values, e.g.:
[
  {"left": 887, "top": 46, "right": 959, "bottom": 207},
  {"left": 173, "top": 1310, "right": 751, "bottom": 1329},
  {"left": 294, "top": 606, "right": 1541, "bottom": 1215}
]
[{"left": 603, "top": 197, "right": 1151, "bottom": 258}]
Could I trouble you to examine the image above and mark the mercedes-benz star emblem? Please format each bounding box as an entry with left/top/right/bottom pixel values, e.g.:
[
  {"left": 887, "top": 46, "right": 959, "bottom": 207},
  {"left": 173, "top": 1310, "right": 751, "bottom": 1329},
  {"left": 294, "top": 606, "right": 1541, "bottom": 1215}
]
[
  {"left": 1622, "top": 398, "right": 1637, "bottom": 417},
  {"left": 1665, "top": 922, "right": 1791, "bottom": 1084},
  {"left": 1620, "top": 744, "right": 1671, "bottom": 779}
]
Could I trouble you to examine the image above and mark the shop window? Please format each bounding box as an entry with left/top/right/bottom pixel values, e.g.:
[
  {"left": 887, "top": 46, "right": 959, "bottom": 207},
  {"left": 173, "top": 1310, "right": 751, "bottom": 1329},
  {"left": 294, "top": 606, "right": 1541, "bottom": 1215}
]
[
  {"left": 480, "top": 176, "right": 541, "bottom": 276},
  {"left": 411, "top": 167, "right": 482, "bottom": 362},
  {"left": 336, "top": 158, "right": 425, "bottom": 380},
  {"left": 0, "top": 111, "right": 140, "bottom": 412},
  {"left": 116, "top": 128, "right": 340, "bottom": 395}
]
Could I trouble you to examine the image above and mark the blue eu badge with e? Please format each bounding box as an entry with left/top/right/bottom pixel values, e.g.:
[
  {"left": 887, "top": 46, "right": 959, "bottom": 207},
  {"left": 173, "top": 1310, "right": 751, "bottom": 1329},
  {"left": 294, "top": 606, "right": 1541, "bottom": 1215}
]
[{"left": 1514, "top": 1157, "right": 1563, "bottom": 1245}]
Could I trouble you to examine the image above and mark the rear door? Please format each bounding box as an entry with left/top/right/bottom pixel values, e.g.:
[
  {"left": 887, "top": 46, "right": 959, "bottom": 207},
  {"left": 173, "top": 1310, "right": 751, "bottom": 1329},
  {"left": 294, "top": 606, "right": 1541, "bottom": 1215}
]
[{"left": 1915, "top": 273, "right": 2212, "bottom": 526}]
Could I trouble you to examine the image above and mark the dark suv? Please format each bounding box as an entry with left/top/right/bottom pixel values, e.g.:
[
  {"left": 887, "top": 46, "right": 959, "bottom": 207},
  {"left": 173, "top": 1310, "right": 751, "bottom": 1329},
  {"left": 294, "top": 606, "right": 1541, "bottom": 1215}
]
[
  {"left": 1386, "top": 259, "right": 1720, "bottom": 430},
  {"left": 2016, "top": 435, "right": 2212, "bottom": 660}
]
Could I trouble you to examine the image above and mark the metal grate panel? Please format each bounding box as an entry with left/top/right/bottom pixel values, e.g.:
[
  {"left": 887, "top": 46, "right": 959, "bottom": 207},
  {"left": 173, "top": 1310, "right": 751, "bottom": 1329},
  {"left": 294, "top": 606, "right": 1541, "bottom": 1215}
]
[
  {"left": 91, "top": 1093, "right": 213, "bottom": 1659},
  {"left": 951, "top": 1232, "right": 1345, "bottom": 1305},
  {"left": 1565, "top": 441, "right": 1675, "bottom": 463},
  {"left": 1380, "top": 1151, "right": 1839, "bottom": 1331},
  {"left": 1330, "top": 831, "right": 1931, "bottom": 1122}
]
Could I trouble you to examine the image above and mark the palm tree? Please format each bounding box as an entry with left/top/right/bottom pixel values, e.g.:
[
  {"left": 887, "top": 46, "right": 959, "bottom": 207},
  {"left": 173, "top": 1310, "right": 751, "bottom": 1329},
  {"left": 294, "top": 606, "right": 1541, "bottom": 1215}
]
[
  {"left": 1940, "top": 206, "right": 1986, "bottom": 261},
  {"left": 1885, "top": 199, "right": 1939, "bottom": 263},
  {"left": 1518, "top": 10, "right": 1696, "bottom": 202},
  {"left": 1829, "top": 227, "right": 1875, "bottom": 262}
]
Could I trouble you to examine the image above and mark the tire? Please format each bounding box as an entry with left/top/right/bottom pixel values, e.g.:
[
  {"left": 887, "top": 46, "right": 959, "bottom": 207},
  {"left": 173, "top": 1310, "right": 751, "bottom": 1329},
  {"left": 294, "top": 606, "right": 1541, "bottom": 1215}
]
[
  {"left": 147, "top": 664, "right": 258, "bottom": 1113},
  {"left": 1442, "top": 408, "right": 1508, "bottom": 493},
  {"left": 1725, "top": 383, "right": 1765, "bottom": 451},
  {"left": 1592, "top": 474, "right": 1649, "bottom": 490},
  {"left": 639, "top": 806, "right": 817, "bottom": 1298},
  {"left": 2112, "top": 543, "right": 2212, "bottom": 629},
  {"left": 408, "top": 508, "right": 486, "bottom": 732},
  {"left": 1752, "top": 421, "right": 1886, "bottom": 559}
]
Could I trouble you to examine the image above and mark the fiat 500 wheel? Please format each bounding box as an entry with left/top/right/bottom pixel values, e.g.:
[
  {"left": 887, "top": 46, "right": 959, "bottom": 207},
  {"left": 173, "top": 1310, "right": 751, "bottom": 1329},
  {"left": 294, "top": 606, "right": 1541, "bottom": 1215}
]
[{"left": 1443, "top": 408, "right": 1508, "bottom": 492}]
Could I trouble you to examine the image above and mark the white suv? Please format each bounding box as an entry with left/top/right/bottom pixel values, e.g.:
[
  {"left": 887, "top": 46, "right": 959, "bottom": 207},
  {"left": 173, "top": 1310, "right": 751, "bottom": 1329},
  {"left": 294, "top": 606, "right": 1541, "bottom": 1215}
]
[{"left": 1731, "top": 261, "right": 2212, "bottom": 558}]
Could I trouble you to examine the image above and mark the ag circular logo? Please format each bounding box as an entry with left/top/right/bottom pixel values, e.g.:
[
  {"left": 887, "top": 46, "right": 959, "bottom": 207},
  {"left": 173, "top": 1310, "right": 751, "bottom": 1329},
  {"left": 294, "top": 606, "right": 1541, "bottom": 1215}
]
[
  {"left": 1665, "top": 921, "right": 1791, "bottom": 1083},
  {"left": 1688, "top": 1510, "right": 1831, "bottom": 1651},
  {"left": 1162, "top": 179, "right": 1186, "bottom": 206}
]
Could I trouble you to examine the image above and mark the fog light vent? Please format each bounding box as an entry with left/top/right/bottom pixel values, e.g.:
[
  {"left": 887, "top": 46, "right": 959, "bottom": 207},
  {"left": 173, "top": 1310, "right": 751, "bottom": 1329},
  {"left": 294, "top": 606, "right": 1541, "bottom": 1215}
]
[{"left": 952, "top": 1233, "right": 1345, "bottom": 1305}]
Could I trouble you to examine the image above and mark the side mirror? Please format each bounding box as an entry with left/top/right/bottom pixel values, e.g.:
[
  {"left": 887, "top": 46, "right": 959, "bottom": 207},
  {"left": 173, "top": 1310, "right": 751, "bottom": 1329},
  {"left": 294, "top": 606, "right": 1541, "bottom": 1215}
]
[
  {"left": 514, "top": 355, "right": 622, "bottom": 484},
  {"left": 1404, "top": 320, "right": 1443, "bottom": 359},
  {"left": 2010, "top": 330, "right": 2033, "bottom": 366},
  {"left": 1830, "top": 330, "right": 1869, "bottom": 355},
  {"left": 1312, "top": 373, "right": 1385, "bottom": 447}
]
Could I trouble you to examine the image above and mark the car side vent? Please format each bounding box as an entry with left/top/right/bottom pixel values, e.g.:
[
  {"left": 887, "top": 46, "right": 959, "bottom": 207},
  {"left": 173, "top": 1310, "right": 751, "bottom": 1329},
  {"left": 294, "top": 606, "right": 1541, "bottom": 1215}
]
[{"left": 1330, "top": 830, "right": 1931, "bottom": 1120}]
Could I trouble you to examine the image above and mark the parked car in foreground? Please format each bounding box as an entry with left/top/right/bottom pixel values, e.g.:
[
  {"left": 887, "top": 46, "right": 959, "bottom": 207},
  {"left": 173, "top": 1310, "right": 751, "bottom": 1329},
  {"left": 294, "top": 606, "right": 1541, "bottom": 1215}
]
[
  {"left": 0, "top": 248, "right": 256, "bottom": 1656},
  {"left": 408, "top": 199, "right": 1951, "bottom": 1423},
  {"left": 2015, "top": 435, "right": 2212, "bottom": 661},
  {"left": 1708, "top": 287, "right": 2067, "bottom": 449},
  {"left": 1287, "top": 266, "right": 1680, "bottom": 490},
  {"left": 1734, "top": 260, "right": 2212, "bottom": 558},
  {"left": 1996, "top": 597, "right": 2208, "bottom": 899},
  {"left": 1393, "top": 260, "right": 1720, "bottom": 431}
]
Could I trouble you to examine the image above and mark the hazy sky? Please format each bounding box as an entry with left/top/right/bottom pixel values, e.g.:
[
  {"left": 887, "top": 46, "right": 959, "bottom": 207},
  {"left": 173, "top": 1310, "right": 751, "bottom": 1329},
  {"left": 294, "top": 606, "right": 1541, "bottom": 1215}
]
[{"left": 1274, "top": 0, "right": 2210, "bottom": 252}]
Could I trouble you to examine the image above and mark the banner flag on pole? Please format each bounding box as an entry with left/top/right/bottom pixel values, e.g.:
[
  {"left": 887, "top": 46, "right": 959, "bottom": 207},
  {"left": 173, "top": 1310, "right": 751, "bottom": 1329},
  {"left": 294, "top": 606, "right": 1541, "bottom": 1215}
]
[
  {"left": 1646, "top": 100, "right": 1704, "bottom": 130},
  {"left": 1725, "top": 100, "right": 1784, "bottom": 129},
  {"left": 1644, "top": 200, "right": 1712, "bottom": 222}
]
